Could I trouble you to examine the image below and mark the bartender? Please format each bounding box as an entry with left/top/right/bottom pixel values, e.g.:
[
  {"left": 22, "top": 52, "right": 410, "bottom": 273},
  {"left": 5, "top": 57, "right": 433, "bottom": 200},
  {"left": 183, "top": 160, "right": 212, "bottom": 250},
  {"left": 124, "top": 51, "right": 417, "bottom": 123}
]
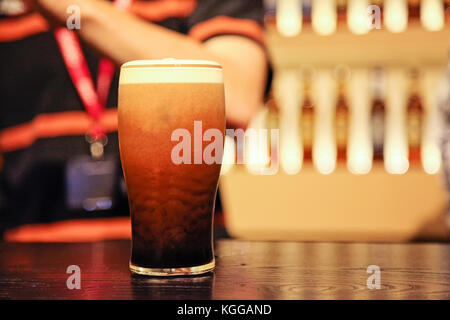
[{"left": 0, "top": 0, "right": 269, "bottom": 239}]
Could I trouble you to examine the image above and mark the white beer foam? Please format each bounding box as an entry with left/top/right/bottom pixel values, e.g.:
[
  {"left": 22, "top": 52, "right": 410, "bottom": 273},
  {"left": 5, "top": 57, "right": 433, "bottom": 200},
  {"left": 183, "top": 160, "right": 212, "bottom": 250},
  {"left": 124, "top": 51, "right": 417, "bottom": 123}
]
[{"left": 120, "top": 59, "right": 223, "bottom": 84}]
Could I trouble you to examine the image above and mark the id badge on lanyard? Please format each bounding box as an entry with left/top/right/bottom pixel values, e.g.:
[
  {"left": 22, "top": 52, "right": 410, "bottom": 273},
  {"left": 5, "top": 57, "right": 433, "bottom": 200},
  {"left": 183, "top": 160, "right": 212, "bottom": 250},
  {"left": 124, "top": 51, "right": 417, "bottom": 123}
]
[{"left": 55, "top": 0, "right": 130, "bottom": 211}]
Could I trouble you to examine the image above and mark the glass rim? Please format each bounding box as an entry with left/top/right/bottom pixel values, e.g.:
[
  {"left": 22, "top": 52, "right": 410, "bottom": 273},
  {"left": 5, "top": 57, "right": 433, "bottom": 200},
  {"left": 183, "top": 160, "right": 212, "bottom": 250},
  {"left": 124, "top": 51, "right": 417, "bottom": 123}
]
[{"left": 121, "top": 59, "right": 222, "bottom": 70}]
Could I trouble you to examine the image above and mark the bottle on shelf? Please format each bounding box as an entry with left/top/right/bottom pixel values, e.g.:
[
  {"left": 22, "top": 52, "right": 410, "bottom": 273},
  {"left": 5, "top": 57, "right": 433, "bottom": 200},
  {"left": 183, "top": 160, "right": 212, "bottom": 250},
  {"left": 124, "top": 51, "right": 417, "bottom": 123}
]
[
  {"left": 408, "top": 0, "right": 421, "bottom": 18},
  {"left": 266, "top": 92, "right": 280, "bottom": 166},
  {"left": 371, "top": 66, "right": 386, "bottom": 161},
  {"left": 301, "top": 74, "right": 314, "bottom": 161},
  {"left": 334, "top": 67, "right": 350, "bottom": 161},
  {"left": 406, "top": 68, "right": 424, "bottom": 163}
]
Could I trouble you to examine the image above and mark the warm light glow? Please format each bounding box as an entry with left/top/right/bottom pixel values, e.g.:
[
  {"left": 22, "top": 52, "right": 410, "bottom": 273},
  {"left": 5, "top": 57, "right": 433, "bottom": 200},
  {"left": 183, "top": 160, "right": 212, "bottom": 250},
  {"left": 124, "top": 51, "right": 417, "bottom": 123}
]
[
  {"left": 348, "top": 152, "right": 372, "bottom": 174},
  {"left": 220, "top": 135, "right": 236, "bottom": 175},
  {"left": 312, "top": 69, "right": 337, "bottom": 174},
  {"left": 245, "top": 109, "right": 270, "bottom": 175},
  {"left": 277, "top": 70, "right": 303, "bottom": 175},
  {"left": 421, "top": 0, "right": 445, "bottom": 31},
  {"left": 347, "top": 69, "right": 372, "bottom": 174},
  {"left": 312, "top": 0, "right": 337, "bottom": 35},
  {"left": 422, "top": 145, "right": 441, "bottom": 174},
  {"left": 281, "top": 143, "right": 302, "bottom": 174},
  {"left": 315, "top": 151, "right": 336, "bottom": 174},
  {"left": 385, "top": 154, "right": 409, "bottom": 174},
  {"left": 385, "top": 68, "right": 409, "bottom": 175},
  {"left": 347, "top": 0, "right": 370, "bottom": 34},
  {"left": 384, "top": 0, "right": 408, "bottom": 33},
  {"left": 421, "top": 68, "right": 444, "bottom": 175},
  {"left": 276, "top": 0, "right": 302, "bottom": 37},
  {"left": 245, "top": 133, "right": 270, "bottom": 175}
]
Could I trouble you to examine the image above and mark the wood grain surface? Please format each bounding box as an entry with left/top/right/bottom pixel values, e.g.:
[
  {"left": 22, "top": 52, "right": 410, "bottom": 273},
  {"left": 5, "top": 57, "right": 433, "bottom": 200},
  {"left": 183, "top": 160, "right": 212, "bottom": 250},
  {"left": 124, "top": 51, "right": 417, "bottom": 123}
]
[{"left": 0, "top": 240, "right": 448, "bottom": 299}]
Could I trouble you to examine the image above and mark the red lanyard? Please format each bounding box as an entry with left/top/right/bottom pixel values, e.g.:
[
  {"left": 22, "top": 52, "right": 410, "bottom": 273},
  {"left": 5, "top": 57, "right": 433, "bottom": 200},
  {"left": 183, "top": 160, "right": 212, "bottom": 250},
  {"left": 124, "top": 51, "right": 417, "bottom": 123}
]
[{"left": 54, "top": 0, "right": 131, "bottom": 140}]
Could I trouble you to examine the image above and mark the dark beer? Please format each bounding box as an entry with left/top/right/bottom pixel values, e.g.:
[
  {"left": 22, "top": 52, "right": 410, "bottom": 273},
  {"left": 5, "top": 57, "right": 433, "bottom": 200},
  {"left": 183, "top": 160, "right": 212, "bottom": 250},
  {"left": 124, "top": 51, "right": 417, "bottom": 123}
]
[{"left": 118, "top": 60, "right": 225, "bottom": 276}]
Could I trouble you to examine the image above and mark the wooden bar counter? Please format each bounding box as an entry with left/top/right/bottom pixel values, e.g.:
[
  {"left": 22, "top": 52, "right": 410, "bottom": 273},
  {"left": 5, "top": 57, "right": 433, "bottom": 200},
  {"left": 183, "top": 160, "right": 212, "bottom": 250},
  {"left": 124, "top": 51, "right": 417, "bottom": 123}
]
[{"left": 0, "top": 240, "right": 448, "bottom": 299}]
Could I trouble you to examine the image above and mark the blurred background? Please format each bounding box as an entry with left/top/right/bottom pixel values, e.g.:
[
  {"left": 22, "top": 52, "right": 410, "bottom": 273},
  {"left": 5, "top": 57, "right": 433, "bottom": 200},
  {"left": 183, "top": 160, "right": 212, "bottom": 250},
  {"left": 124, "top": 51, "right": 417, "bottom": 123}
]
[
  {"left": 1, "top": 0, "right": 450, "bottom": 243},
  {"left": 219, "top": 0, "right": 450, "bottom": 242}
]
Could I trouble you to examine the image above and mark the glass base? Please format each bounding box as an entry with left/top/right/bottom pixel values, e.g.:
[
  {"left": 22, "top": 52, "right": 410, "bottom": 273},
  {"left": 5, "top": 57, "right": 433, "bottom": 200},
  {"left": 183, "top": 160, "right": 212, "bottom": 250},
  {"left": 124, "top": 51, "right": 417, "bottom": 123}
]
[{"left": 129, "top": 259, "right": 215, "bottom": 277}]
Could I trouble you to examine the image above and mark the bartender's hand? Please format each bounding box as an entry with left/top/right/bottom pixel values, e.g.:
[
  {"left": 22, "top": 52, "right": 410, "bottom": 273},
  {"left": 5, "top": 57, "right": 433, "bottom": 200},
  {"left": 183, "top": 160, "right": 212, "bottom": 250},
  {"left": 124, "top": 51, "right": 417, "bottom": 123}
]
[{"left": 31, "top": 0, "right": 268, "bottom": 129}]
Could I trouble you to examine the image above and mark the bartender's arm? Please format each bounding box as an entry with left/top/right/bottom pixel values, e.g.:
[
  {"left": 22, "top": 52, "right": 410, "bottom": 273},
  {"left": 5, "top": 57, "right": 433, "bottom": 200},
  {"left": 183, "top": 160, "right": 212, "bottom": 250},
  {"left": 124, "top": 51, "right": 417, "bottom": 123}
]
[{"left": 34, "top": 0, "right": 268, "bottom": 128}]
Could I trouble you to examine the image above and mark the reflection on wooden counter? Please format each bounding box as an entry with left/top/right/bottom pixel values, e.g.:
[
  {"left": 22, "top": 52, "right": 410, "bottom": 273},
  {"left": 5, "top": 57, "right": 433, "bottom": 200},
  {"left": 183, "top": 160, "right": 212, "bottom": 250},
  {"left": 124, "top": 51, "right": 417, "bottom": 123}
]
[{"left": 0, "top": 240, "right": 448, "bottom": 299}]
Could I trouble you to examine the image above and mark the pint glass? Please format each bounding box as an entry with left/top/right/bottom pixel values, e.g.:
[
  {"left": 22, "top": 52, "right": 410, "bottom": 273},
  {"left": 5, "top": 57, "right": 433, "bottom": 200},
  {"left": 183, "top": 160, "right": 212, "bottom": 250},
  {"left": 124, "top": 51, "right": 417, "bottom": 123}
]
[{"left": 118, "top": 59, "right": 225, "bottom": 276}]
